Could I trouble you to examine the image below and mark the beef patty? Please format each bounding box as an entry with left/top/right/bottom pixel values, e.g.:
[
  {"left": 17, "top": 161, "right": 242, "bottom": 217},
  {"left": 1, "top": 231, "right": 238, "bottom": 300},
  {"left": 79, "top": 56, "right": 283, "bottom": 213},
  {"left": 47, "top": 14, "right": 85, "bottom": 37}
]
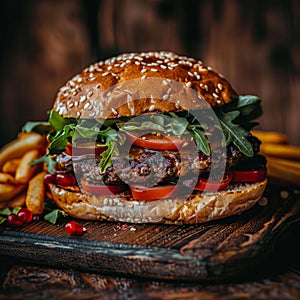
[{"left": 55, "top": 136, "right": 260, "bottom": 186}]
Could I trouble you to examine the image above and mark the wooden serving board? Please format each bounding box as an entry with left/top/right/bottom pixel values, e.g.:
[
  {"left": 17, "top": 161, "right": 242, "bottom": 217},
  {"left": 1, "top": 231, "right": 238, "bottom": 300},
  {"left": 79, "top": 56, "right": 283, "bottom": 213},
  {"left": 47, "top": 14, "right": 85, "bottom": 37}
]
[{"left": 1, "top": 181, "right": 300, "bottom": 281}]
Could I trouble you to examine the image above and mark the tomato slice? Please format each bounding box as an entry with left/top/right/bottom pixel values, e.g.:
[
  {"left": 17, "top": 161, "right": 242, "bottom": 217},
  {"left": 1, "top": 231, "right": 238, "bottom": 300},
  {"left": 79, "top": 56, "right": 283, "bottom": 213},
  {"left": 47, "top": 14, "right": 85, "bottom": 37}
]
[
  {"left": 124, "top": 131, "right": 192, "bottom": 151},
  {"left": 129, "top": 184, "right": 181, "bottom": 201},
  {"left": 81, "top": 179, "right": 127, "bottom": 195},
  {"left": 194, "top": 172, "right": 232, "bottom": 192},
  {"left": 65, "top": 143, "right": 107, "bottom": 156},
  {"left": 231, "top": 168, "right": 267, "bottom": 183}
]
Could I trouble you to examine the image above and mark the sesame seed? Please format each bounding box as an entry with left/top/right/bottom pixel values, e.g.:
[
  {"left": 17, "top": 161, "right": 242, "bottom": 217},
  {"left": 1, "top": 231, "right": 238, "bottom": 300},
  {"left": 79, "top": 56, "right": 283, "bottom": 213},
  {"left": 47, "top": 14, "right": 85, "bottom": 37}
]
[
  {"left": 188, "top": 71, "right": 194, "bottom": 77},
  {"left": 151, "top": 68, "right": 158, "bottom": 72},
  {"left": 96, "top": 84, "right": 101, "bottom": 89},
  {"left": 60, "top": 86, "right": 69, "bottom": 92},
  {"left": 84, "top": 102, "right": 91, "bottom": 110},
  {"left": 175, "top": 101, "right": 180, "bottom": 109},
  {"left": 213, "top": 93, "right": 218, "bottom": 98},
  {"left": 141, "top": 75, "right": 147, "bottom": 80},
  {"left": 218, "top": 83, "right": 223, "bottom": 90},
  {"left": 111, "top": 108, "right": 118, "bottom": 115},
  {"left": 149, "top": 105, "right": 155, "bottom": 111},
  {"left": 107, "top": 65, "right": 112, "bottom": 70},
  {"left": 163, "top": 94, "right": 170, "bottom": 100},
  {"left": 102, "top": 72, "right": 109, "bottom": 76},
  {"left": 185, "top": 81, "right": 192, "bottom": 88},
  {"left": 141, "top": 68, "right": 147, "bottom": 73},
  {"left": 167, "top": 88, "right": 173, "bottom": 94},
  {"left": 87, "top": 91, "right": 93, "bottom": 98},
  {"left": 160, "top": 64, "right": 167, "bottom": 69},
  {"left": 135, "top": 61, "right": 140, "bottom": 65},
  {"left": 216, "top": 99, "right": 222, "bottom": 104},
  {"left": 215, "top": 88, "right": 219, "bottom": 94},
  {"left": 163, "top": 80, "right": 169, "bottom": 86}
]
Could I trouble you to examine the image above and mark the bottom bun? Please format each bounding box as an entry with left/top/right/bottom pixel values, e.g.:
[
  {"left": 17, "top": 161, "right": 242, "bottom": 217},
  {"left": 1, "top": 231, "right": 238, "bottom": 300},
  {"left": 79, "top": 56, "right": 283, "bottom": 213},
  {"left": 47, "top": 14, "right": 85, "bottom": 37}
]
[{"left": 49, "top": 179, "right": 267, "bottom": 224}]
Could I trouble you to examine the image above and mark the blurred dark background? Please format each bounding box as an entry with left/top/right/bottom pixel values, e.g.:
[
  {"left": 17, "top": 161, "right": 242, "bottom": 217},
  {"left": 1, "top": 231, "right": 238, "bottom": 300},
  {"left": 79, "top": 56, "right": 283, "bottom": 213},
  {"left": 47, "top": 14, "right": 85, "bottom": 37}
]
[{"left": 0, "top": 0, "right": 299, "bottom": 147}]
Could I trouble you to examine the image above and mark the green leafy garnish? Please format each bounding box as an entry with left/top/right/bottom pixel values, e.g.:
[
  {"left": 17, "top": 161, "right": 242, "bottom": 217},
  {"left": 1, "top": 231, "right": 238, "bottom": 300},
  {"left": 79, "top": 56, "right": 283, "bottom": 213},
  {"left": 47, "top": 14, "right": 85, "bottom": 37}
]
[
  {"left": 217, "top": 110, "right": 254, "bottom": 157},
  {"left": 217, "top": 95, "right": 262, "bottom": 156},
  {"left": 119, "top": 113, "right": 211, "bottom": 155},
  {"left": 0, "top": 207, "right": 22, "bottom": 224},
  {"left": 30, "top": 155, "right": 56, "bottom": 174},
  {"left": 22, "top": 121, "right": 51, "bottom": 134},
  {"left": 44, "top": 209, "right": 68, "bottom": 224}
]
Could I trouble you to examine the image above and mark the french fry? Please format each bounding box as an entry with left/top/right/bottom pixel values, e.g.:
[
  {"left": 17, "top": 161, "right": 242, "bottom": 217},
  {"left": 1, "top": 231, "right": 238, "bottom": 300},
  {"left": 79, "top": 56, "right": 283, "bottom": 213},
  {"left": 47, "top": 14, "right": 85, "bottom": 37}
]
[
  {"left": 8, "top": 192, "right": 26, "bottom": 208},
  {"left": 267, "top": 161, "right": 300, "bottom": 185},
  {"left": 0, "top": 172, "right": 18, "bottom": 184},
  {"left": 260, "top": 143, "right": 300, "bottom": 160},
  {"left": 0, "top": 132, "right": 45, "bottom": 169},
  {"left": 266, "top": 156, "right": 300, "bottom": 171},
  {"left": 15, "top": 149, "right": 40, "bottom": 184},
  {"left": 251, "top": 130, "right": 288, "bottom": 144},
  {"left": 2, "top": 158, "right": 20, "bottom": 174},
  {"left": 0, "top": 183, "right": 26, "bottom": 202},
  {"left": 25, "top": 171, "right": 46, "bottom": 214}
]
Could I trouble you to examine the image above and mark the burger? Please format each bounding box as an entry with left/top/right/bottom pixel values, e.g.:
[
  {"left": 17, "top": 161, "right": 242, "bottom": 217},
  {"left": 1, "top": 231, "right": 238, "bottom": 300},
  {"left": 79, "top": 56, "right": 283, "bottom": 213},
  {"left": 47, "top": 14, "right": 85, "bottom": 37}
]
[{"left": 26, "top": 51, "right": 267, "bottom": 224}]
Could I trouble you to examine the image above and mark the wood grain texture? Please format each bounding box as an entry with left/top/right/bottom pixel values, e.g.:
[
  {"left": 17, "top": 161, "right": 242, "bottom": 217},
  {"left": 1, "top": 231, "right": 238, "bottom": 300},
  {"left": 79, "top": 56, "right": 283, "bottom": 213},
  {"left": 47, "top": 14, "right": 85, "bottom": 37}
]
[
  {"left": 0, "top": 182, "right": 300, "bottom": 282},
  {"left": 1, "top": 265, "right": 300, "bottom": 300}
]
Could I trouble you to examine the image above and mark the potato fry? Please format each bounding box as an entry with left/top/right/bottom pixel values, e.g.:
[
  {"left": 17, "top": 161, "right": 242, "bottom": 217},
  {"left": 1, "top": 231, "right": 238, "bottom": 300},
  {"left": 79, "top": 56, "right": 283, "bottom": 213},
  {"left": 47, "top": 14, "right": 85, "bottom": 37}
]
[
  {"left": 260, "top": 143, "right": 300, "bottom": 160},
  {"left": 266, "top": 156, "right": 300, "bottom": 171},
  {"left": 251, "top": 130, "right": 288, "bottom": 144},
  {"left": 2, "top": 158, "right": 20, "bottom": 174},
  {"left": 267, "top": 161, "right": 300, "bottom": 185},
  {"left": 0, "top": 183, "right": 26, "bottom": 202},
  {"left": 26, "top": 171, "right": 46, "bottom": 214},
  {"left": 15, "top": 149, "right": 40, "bottom": 184},
  {"left": 8, "top": 192, "right": 26, "bottom": 208},
  {"left": 0, "top": 172, "right": 18, "bottom": 184},
  {"left": 0, "top": 132, "right": 45, "bottom": 169}
]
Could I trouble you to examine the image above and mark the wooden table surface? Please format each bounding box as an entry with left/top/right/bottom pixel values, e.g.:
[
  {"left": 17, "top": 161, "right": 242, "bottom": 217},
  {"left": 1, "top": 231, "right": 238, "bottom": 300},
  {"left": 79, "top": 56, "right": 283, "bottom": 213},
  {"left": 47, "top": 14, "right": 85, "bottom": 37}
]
[{"left": 1, "top": 180, "right": 300, "bottom": 299}]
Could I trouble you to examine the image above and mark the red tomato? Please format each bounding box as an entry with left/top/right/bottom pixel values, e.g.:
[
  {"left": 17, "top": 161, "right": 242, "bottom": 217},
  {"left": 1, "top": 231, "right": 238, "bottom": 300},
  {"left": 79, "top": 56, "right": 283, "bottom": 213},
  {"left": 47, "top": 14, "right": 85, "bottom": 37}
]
[
  {"left": 65, "top": 143, "right": 107, "bottom": 156},
  {"left": 81, "top": 179, "right": 127, "bottom": 195},
  {"left": 125, "top": 131, "right": 192, "bottom": 151},
  {"left": 194, "top": 172, "right": 232, "bottom": 192},
  {"left": 231, "top": 168, "right": 267, "bottom": 183},
  {"left": 129, "top": 184, "right": 181, "bottom": 201}
]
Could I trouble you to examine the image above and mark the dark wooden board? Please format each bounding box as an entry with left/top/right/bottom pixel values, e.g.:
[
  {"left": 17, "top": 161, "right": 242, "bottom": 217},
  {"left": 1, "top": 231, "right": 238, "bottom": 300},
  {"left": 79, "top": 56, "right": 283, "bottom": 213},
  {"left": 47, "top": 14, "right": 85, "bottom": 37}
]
[{"left": 1, "top": 182, "right": 300, "bottom": 281}]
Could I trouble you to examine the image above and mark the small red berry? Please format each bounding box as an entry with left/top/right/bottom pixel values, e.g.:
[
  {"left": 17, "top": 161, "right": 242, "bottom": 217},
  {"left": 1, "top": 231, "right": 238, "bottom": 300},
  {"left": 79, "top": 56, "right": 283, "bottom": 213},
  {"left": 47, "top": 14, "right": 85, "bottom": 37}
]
[
  {"left": 56, "top": 174, "right": 76, "bottom": 187},
  {"left": 7, "top": 214, "right": 24, "bottom": 226},
  {"left": 65, "top": 221, "right": 84, "bottom": 236},
  {"left": 121, "top": 224, "right": 128, "bottom": 230},
  {"left": 17, "top": 208, "right": 33, "bottom": 223},
  {"left": 44, "top": 173, "right": 56, "bottom": 185}
]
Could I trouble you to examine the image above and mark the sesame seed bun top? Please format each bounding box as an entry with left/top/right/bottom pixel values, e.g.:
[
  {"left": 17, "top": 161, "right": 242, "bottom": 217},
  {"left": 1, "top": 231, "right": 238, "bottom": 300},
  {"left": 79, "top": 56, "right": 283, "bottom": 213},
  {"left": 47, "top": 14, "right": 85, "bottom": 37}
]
[{"left": 52, "top": 51, "right": 238, "bottom": 119}]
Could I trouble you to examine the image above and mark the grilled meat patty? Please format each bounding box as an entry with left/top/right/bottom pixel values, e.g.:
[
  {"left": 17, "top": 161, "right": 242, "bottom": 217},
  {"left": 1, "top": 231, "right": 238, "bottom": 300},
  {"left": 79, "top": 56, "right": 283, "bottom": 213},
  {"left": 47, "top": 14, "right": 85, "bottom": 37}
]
[{"left": 55, "top": 136, "right": 260, "bottom": 186}]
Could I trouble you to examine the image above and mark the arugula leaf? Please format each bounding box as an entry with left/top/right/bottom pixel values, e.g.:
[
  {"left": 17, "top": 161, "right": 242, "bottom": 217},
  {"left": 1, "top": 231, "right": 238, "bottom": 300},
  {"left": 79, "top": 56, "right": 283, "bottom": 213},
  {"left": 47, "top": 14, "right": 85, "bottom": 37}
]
[
  {"left": 188, "top": 127, "right": 210, "bottom": 155},
  {"left": 44, "top": 209, "right": 68, "bottom": 224},
  {"left": 217, "top": 110, "right": 254, "bottom": 157},
  {"left": 99, "top": 141, "right": 117, "bottom": 173},
  {"left": 0, "top": 207, "right": 12, "bottom": 216},
  {"left": 0, "top": 207, "right": 21, "bottom": 224},
  {"left": 222, "top": 95, "right": 262, "bottom": 123},
  {"left": 49, "top": 110, "right": 76, "bottom": 132},
  {"left": 30, "top": 155, "right": 56, "bottom": 174},
  {"left": 22, "top": 121, "right": 51, "bottom": 134}
]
